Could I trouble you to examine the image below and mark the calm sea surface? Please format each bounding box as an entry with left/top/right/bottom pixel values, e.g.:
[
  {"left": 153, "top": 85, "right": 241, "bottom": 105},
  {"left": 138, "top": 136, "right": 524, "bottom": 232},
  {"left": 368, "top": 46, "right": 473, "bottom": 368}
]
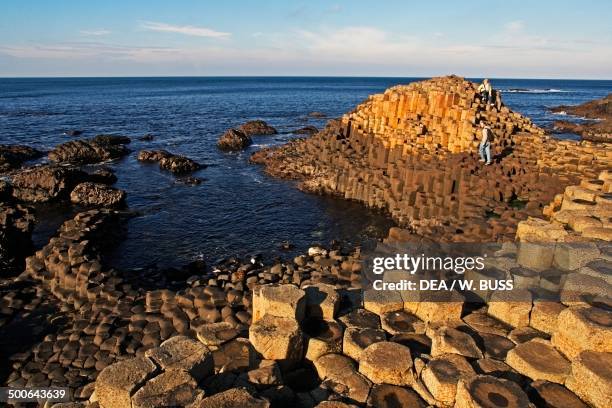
[{"left": 1, "top": 77, "right": 610, "bottom": 268}]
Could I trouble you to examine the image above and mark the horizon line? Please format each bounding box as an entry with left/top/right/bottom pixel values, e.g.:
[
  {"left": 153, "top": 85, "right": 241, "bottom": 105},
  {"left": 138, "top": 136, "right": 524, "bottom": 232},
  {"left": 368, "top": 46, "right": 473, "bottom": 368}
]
[{"left": 1, "top": 74, "right": 612, "bottom": 81}]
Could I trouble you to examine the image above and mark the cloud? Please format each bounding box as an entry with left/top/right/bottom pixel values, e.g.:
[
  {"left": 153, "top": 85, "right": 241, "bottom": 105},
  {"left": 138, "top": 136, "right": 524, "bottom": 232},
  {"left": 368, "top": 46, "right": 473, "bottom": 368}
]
[
  {"left": 504, "top": 20, "right": 525, "bottom": 33},
  {"left": 80, "top": 29, "right": 111, "bottom": 36},
  {"left": 140, "top": 21, "right": 230, "bottom": 38}
]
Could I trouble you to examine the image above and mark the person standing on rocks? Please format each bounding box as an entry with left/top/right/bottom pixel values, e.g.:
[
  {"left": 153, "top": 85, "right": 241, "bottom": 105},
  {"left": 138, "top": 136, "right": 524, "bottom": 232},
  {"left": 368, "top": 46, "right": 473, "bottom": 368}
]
[
  {"left": 479, "top": 121, "right": 493, "bottom": 165},
  {"left": 478, "top": 79, "right": 493, "bottom": 105}
]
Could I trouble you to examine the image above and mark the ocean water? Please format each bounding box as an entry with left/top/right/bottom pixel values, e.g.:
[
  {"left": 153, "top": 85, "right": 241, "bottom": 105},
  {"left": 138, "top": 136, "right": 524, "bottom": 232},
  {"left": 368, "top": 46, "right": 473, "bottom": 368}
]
[{"left": 1, "top": 77, "right": 610, "bottom": 269}]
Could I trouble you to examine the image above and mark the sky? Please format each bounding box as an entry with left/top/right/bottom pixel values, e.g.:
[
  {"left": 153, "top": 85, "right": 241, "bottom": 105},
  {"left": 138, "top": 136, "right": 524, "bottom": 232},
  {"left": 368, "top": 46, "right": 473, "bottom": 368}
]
[{"left": 0, "top": 0, "right": 611, "bottom": 78}]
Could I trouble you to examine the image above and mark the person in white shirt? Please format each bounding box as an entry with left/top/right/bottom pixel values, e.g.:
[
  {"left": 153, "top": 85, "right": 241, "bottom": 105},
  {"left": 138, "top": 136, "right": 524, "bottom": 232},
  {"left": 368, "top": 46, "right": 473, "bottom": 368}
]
[
  {"left": 478, "top": 79, "right": 493, "bottom": 105},
  {"left": 479, "top": 121, "right": 493, "bottom": 165}
]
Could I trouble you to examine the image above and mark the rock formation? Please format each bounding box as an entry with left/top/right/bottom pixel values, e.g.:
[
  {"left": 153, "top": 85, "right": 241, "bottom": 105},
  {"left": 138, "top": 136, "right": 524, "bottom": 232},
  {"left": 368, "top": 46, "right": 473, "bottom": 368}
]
[
  {"left": 252, "top": 76, "right": 611, "bottom": 242},
  {"left": 218, "top": 129, "right": 252, "bottom": 151},
  {"left": 237, "top": 120, "right": 278, "bottom": 136},
  {"left": 0, "top": 144, "right": 43, "bottom": 173},
  {"left": 0, "top": 203, "right": 34, "bottom": 276},
  {"left": 552, "top": 94, "right": 612, "bottom": 142},
  {"left": 48, "top": 135, "right": 130, "bottom": 164},
  {"left": 137, "top": 150, "right": 201, "bottom": 174},
  {"left": 70, "top": 182, "right": 126, "bottom": 208},
  {"left": 10, "top": 165, "right": 87, "bottom": 203}
]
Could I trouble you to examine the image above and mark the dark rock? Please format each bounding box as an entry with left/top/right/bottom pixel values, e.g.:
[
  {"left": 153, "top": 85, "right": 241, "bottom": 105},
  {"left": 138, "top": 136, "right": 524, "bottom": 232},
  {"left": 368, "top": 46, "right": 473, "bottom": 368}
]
[
  {"left": 11, "top": 165, "right": 87, "bottom": 203},
  {"left": 87, "top": 167, "right": 118, "bottom": 185},
  {"left": 0, "top": 144, "right": 43, "bottom": 173},
  {"left": 70, "top": 182, "right": 126, "bottom": 208},
  {"left": 65, "top": 130, "right": 83, "bottom": 136},
  {"left": 308, "top": 112, "right": 327, "bottom": 118},
  {"left": 293, "top": 126, "right": 319, "bottom": 135},
  {"left": 218, "top": 129, "right": 252, "bottom": 151},
  {"left": 0, "top": 203, "right": 35, "bottom": 276},
  {"left": 138, "top": 150, "right": 201, "bottom": 174},
  {"left": 237, "top": 120, "right": 278, "bottom": 137},
  {"left": 139, "top": 134, "right": 154, "bottom": 141},
  {"left": 551, "top": 94, "right": 612, "bottom": 142},
  {"left": 49, "top": 136, "right": 130, "bottom": 164}
]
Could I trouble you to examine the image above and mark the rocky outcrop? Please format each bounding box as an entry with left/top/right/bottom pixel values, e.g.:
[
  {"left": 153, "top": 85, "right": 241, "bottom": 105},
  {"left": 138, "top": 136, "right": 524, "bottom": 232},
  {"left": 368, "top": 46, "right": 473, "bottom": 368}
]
[
  {"left": 516, "top": 170, "right": 611, "bottom": 242},
  {"left": 237, "top": 120, "right": 277, "bottom": 136},
  {"left": 218, "top": 129, "right": 252, "bottom": 151},
  {"left": 552, "top": 94, "right": 612, "bottom": 142},
  {"left": 70, "top": 182, "right": 126, "bottom": 208},
  {"left": 10, "top": 165, "right": 87, "bottom": 203},
  {"left": 137, "top": 150, "right": 201, "bottom": 174},
  {"left": 0, "top": 144, "right": 43, "bottom": 173},
  {"left": 0, "top": 203, "right": 34, "bottom": 276},
  {"left": 252, "top": 76, "right": 611, "bottom": 242},
  {"left": 48, "top": 135, "right": 130, "bottom": 164},
  {"left": 294, "top": 126, "right": 319, "bottom": 135}
]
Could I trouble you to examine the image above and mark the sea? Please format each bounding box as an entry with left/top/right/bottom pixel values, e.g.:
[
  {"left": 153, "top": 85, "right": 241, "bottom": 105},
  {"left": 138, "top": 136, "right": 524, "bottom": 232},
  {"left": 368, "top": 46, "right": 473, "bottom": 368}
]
[{"left": 1, "top": 77, "right": 610, "bottom": 269}]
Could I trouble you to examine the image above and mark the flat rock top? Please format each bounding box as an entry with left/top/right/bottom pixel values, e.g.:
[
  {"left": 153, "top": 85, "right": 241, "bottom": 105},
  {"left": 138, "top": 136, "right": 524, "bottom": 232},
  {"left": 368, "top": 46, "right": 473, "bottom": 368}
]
[
  {"left": 260, "top": 284, "right": 305, "bottom": 304},
  {"left": 578, "top": 351, "right": 612, "bottom": 379},
  {"left": 464, "top": 375, "right": 530, "bottom": 408},
  {"left": 509, "top": 340, "right": 570, "bottom": 374},
  {"left": 359, "top": 341, "right": 413, "bottom": 368},
  {"left": 96, "top": 356, "right": 157, "bottom": 392},
  {"left": 195, "top": 387, "right": 269, "bottom": 408}
]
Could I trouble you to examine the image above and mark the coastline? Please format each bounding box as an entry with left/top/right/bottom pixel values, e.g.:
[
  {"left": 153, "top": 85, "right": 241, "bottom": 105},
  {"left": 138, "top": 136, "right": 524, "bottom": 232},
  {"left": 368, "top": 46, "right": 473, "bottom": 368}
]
[{"left": 1, "top": 75, "right": 611, "bottom": 407}]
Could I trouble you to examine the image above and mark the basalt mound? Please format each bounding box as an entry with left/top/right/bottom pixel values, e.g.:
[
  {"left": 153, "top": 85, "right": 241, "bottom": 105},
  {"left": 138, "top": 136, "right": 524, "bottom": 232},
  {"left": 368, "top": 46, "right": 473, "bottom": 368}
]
[
  {"left": 252, "top": 76, "right": 612, "bottom": 242},
  {"left": 0, "top": 144, "right": 43, "bottom": 173}
]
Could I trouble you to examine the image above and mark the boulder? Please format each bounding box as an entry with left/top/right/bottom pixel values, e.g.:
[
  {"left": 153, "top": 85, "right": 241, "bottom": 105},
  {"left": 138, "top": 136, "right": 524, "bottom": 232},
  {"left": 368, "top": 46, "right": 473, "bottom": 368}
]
[
  {"left": 137, "top": 150, "right": 201, "bottom": 174},
  {"left": 303, "top": 318, "right": 343, "bottom": 361},
  {"left": 565, "top": 351, "right": 612, "bottom": 408},
  {"left": 505, "top": 340, "right": 570, "bottom": 384},
  {"left": 246, "top": 360, "right": 283, "bottom": 388},
  {"left": 455, "top": 375, "right": 530, "bottom": 408},
  {"left": 0, "top": 203, "right": 35, "bottom": 276},
  {"left": 293, "top": 126, "right": 319, "bottom": 135},
  {"left": 144, "top": 335, "right": 213, "bottom": 381},
  {"left": 48, "top": 136, "right": 130, "bottom": 164},
  {"left": 70, "top": 182, "right": 126, "bottom": 208},
  {"left": 249, "top": 314, "right": 303, "bottom": 365},
  {"left": 95, "top": 356, "right": 158, "bottom": 408},
  {"left": 211, "top": 338, "right": 257, "bottom": 372},
  {"left": 0, "top": 144, "right": 43, "bottom": 172},
  {"left": 218, "top": 129, "right": 252, "bottom": 151},
  {"left": 358, "top": 341, "right": 413, "bottom": 386},
  {"left": 237, "top": 120, "right": 277, "bottom": 136},
  {"left": 138, "top": 150, "right": 172, "bottom": 162},
  {"left": 530, "top": 302, "right": 566, "bottom": 335},
  {"left": 131, "top": 370, "right": 201, "bottom": 408},
  {"left": 314, "top": 353, "right": 372, "bottom": 404},
  {"left": 11, "top": 165, "right": 86, "bottom": 203}
]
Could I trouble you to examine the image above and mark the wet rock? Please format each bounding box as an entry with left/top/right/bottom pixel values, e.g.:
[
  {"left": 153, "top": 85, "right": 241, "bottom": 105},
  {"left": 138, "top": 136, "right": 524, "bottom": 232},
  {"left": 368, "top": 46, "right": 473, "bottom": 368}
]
[
  {"left": 358, "top": 341, "right": 413, "bottom": 386},
  {"left": 131, "top": 370, "right": 201, "bottom": 408},
  {"left": 455, "top": 375, "right": 530, "bottom": 408},
  {"left": 0, "top": 144, "right": 43, "bottom": 172},
  {"left": 137, "top": 150, "right": 172, "bottom": 162},
  {"left": 88, "top": 167, "right": 118, "bottom": 185},
  {"left": 308, "top": 112, "right": 327, "bottom": 118},
  {"left": 95, "top": 356, "right": 158, "bottom": 408},
  {"left": 218, "top": 129, "right": 252, "bottom": 151},
  {"left": 49, "top": 136, "right": 130, "bottom": 164},
  {"left": 195, "top": 387, "right": 270, "bottom": 408},
  {"left": 137, "top": 149, "right": 201, "bottom": 174},
  {"left": 237, "top": 120, "right": 278, "bottom": 136},
  {"left": 565, "top": 351, "right": 612, "bottom": 408},
  {"left": 65, "top": 129, "right": 83, "bottom": 136},
  {"left": 139, "top": 134, "right": 154, "bottom": 141},
  {"left": 70, "top": 182, "right": 126, "bottom": 208},
  {"left": 145, "top": 335, "right": 213, "bottom": 381},
  {"left": 11, "top": 165, "right": 86, "bottom": 203},
  {"left": 314, "top": 353, "right": 372, "bottom": 404},
  {"left": 293, "top": 125, "right": 319, "bottom": 135},
  {"left": 249, "top": 314, "right": 303, "bottom": 365}
]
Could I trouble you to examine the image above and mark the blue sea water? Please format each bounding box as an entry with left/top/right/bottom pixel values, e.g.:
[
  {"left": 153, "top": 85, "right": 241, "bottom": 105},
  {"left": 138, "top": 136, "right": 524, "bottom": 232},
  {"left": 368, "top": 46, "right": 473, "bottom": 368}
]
[{"left": 0, "top": 77, "right": 610, "bottom": 269}]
